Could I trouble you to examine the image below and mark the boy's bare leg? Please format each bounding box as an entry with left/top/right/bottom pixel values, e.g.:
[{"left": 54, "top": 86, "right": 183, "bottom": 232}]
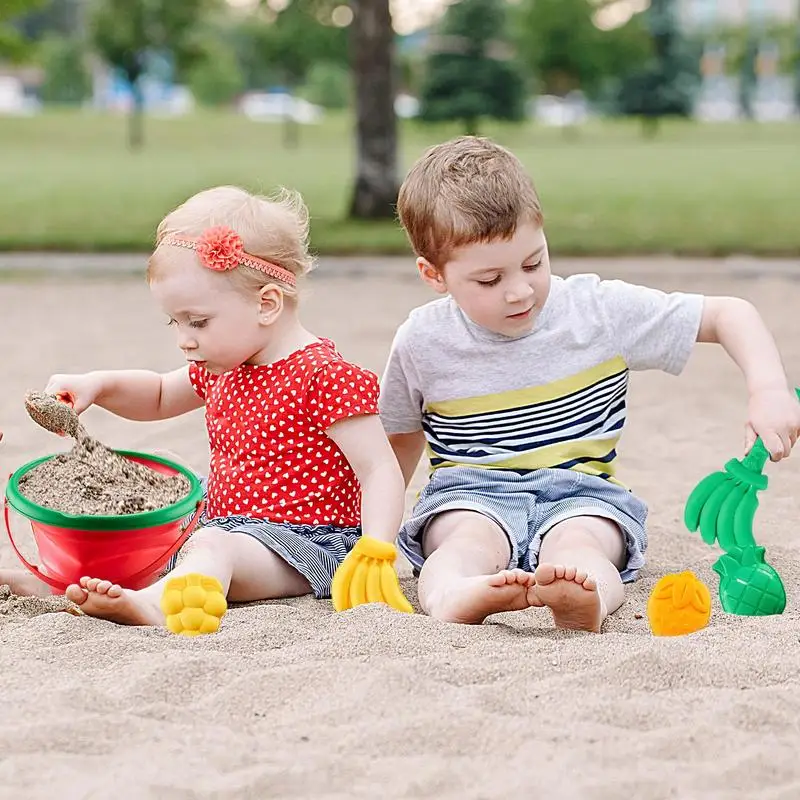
[
  {"left": 531, "top": 516, "right": 626, "bottom": 633},
  {"left": 65, "top": 527, "right": 312, "bottom": 628},
  {"left": 418, "top": 509, "right": 538, "bottom": 624},
  {"left": 0, "top": 568, "right": 52, "bottom": 598}
]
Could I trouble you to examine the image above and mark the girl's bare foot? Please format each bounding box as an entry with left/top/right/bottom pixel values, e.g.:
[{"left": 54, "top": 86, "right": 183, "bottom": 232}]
[
  {"left": 65, "top": 577, "right": 163, "bottom": 627},
  {"left": 531, "top": 563, "right": 606, "bottom": 632},
  {"left": 425, "top": 568, "right": 541, "bottom": 624}
]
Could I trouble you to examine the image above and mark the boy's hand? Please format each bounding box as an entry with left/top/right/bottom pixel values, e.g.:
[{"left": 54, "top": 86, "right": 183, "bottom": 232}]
[
  {"left": 44, "top": 373, "right": 103, "bottom": 415},
  {"left": 746, "top": 387, "right": 800, "bottom": 461}
]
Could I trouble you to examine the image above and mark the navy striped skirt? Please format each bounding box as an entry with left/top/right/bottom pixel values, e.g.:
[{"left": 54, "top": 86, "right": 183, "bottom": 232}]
[{"left": 167, "top": 510, "right": 361, "bottom": 599}]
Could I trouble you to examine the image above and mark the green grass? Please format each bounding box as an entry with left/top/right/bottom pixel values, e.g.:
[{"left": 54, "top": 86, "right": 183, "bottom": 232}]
[{"left": 0, "top": 110, "right": 798, "bottom": 256}]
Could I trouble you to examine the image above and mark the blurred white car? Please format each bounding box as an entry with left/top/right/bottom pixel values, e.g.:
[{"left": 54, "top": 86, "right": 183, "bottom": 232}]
[
  {"left": 532, "top": 93, "right": 589, "bottom": 127},
  {"left": 0, "top": 76, "right": 40, "bottom": 116},
  {"left": 394, "top": 93, "right": 419, "bottom": 118},
  {"left": 239, "top": 92, "right": 323, "bottom": 124}
]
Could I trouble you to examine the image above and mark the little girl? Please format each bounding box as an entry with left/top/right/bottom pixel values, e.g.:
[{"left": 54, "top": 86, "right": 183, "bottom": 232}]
[{"left": 5, "top": 186, "right": 408, "bottom": 632}]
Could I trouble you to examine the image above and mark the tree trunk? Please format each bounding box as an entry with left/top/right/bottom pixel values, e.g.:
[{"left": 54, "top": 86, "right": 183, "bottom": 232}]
[
  {"left": 282, "top": 72, "right": 300, "bottom": 150},
  {"left": 129, "top": 84, "right": 145, "bottom": 151},
  {"left": 463, "top": 116, "right": 478, "bottom": 136},
  {"left": 641, "top": 115, "right": 660, "bottom": 139},
  {"left": 348, "top": 0, "right": 398, "bottom": 220},
  {"left": 282, "top": 114, "right": 299, "bottom": 150}
]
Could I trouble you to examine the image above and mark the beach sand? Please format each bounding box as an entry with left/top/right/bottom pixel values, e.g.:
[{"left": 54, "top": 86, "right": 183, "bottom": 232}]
[{"left": 1, "top": 259, "right": 799, "bottom": 799}]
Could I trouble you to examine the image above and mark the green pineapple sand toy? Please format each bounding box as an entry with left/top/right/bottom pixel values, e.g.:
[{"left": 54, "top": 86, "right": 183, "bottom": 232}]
[{"left": 713, "top": 546, "right": 786, "bottom": 616}]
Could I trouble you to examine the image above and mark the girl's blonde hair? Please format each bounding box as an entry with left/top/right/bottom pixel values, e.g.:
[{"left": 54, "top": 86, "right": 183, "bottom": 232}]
[{"left": 147, "top": 185, "right": 314, "bottom": 298}]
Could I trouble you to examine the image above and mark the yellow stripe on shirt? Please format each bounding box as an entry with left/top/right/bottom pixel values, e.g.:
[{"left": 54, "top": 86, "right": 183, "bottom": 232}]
[{"left": 426, "top": 356, "right": 627, "bottom": 417}]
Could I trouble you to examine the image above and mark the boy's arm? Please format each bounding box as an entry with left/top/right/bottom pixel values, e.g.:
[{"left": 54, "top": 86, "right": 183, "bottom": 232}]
[
  {"left": 389, "top": 431, "right": 426, "bottom": 487},
  {"left": 46, "top": 366, "right": 203, "bottom": 421},
  {"left": 697, "top": 296, "right": 800, "bottom": 459}
]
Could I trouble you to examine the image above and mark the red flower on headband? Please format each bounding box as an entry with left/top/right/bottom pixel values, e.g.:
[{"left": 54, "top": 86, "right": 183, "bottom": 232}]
[{"left": 195, "top": 226, "right": 244, "bottom": 272}]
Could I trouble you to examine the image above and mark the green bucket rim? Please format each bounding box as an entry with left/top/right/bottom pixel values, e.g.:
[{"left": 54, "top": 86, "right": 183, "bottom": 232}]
[{"left": 5, "top": 450, "right": 203, "bottom": 531}]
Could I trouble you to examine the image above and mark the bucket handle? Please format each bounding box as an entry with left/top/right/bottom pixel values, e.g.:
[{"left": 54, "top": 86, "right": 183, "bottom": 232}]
[
  {"left": 3, "top": 498, "right": 205, "bottom": 591},
  {"left": 122, "top": 500, "right": 205, "bottom": 588},
  {"left": 3, "top": 499, "right": 65, "bottom": 589}
]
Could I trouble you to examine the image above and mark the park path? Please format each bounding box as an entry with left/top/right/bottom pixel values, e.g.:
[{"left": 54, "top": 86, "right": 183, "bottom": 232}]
[{"left": 0, "top": 252, "right": 798, "bottom": 280}]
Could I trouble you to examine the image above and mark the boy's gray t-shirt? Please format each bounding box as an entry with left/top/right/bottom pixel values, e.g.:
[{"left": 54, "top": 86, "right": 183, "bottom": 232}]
[{"left": 379, "top": 273, "right": 704, "bottom": 484}]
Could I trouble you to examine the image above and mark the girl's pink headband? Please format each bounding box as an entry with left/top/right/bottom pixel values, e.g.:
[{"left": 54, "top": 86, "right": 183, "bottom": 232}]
[{"left": 160, "top": 225, "right": 297, "bottom": 288}]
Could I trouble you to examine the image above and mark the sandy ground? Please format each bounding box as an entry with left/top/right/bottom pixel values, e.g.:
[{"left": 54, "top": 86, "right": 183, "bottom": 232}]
[{"left": 1, "top": 258, "right": 800, "bottom": 799}]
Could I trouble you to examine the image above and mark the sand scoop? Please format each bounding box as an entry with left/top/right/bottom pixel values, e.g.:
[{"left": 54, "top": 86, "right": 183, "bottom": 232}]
[{"left": 24, "top": 391, "right": 86, "bottom": 440}]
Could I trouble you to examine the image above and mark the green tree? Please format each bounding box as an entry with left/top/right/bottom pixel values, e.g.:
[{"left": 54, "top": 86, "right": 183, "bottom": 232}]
[
  {"left": 420, "top": 0, "right": 525, "bottom": 135},
  {"left": 301, "top": 61, "right": 351, "bottom": 109},
  {"left": 595, "top": 13, "right": 652, "bottom": 89},
  {"left": 254, "top": 0, "right": 399, "bottom": 219},
  {"left": 16, "top": 0, "right": 86, "bottom": 40},
  {"left": 90, "top": 0, "right": 218, "bottom": 150},
  {"left": 188, "top": 41, "right": 244, "bottom": 107},
  {"left": 237, "top": 2, "right": 347, "bottom": 87},
  {"left": 515, "top": 0, "right": 604, "bottom": 97},
  {"left": 0, "top": 0, "right": 45, "bottom": 60},
  {"left": 617, "top": 0, "right": 698, "bottom": 136},
  {"left": 795, "top": 7, "right": 800, "bottom": 114},
  {"left": 234, "top": 3, "right": 348, "bottom": 146},
  {"left": 39, "top": 34, "right": 92, "bottom": 104}
]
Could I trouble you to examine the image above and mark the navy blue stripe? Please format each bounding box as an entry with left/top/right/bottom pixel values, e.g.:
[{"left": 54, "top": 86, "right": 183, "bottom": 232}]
[
  {"left": 426, "top": 397, "right": 627, "bottom": 450},
  {"left": 425, "top": 411, "right": 625, "bottom": 460},
  {"left": 552, "top": 449, "right": 618, "bottom": 470}
]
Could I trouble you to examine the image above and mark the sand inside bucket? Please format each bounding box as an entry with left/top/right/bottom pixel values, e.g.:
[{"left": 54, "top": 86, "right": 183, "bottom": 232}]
[{"left": 17, "top": 437, "right": 191, "bottom": 516}]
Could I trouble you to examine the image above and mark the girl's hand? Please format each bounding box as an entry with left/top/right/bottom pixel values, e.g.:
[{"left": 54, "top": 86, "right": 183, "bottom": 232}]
[
  {"left": 746, "top": 386, "right": 800, "bottom": 461},
  {"left": 44, "top": 373, "right": 104, "bottom": 415}
]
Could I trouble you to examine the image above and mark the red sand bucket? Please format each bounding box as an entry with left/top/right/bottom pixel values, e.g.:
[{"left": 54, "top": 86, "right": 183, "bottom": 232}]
[{"left": 3, "top": 451, "right": 204, "bottom": 594}]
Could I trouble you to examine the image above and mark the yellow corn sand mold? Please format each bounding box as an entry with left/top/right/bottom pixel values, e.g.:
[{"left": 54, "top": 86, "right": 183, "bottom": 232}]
[{"left": 160, "top": 573, "right": 228, "bottom": 636}]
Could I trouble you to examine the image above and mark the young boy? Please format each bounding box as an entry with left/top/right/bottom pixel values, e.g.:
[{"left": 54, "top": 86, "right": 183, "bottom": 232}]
[{"left": 380, "top": 135, "right": 800, "bottom": 632}]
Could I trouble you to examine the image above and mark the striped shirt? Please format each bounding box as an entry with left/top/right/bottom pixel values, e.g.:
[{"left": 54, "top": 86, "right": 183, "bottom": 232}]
[{"left": 379, "top": 274, "right": 704, "bottom": 485}]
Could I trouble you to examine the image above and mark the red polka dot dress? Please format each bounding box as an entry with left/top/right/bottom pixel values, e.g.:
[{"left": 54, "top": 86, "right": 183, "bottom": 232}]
[{"left": 186, "top": 338, "right": 379, "bottom": 597}]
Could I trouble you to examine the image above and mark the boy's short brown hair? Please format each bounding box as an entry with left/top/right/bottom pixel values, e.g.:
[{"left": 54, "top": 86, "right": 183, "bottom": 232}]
[{"left": 397, "top": 136, "right": 543, "bottom": 268}]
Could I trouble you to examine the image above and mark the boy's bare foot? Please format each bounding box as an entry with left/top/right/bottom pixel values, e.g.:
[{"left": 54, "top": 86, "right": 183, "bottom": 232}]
[
  {"left": 532, "top": 563, "right": 606, "bottom": 632},
  {"left": 0, "top": 569, "right": 52, "bottom": 598},
  {"left": 425, "top": 568, "right": 540, "bottom": 624},
  {"left": 65, "top": 577, "right": 163, "bottom": 627}
]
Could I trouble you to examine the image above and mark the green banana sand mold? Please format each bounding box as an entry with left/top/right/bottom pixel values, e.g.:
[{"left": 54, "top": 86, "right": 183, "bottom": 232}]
[
  {"left": 683, "top": 387, "right": 799, "bottom": 616},
  {"left": 683, "top": 437, "right": 769, "bottom": 551}
]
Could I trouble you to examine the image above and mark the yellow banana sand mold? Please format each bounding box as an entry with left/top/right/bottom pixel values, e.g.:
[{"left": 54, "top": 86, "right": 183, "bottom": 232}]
[{"left": 332, "top": 536, "right": 414, "bottom": 614}]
